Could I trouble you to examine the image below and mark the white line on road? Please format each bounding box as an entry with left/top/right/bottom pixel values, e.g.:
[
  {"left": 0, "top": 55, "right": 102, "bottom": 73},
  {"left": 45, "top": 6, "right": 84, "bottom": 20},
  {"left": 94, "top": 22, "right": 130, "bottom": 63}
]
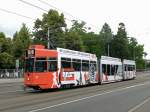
[
  {"left": 28, "top": 82, "right": 150, "bottom": 112},
  {"left": 128, "top": 96, "right": 150, "bottom": 112}
]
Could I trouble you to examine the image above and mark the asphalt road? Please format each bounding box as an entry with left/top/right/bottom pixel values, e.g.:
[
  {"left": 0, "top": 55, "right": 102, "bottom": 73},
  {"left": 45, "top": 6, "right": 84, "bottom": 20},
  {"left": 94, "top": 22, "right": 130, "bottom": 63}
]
[{"left": 0, "top": 72, "right": 150, "bottom": 112}]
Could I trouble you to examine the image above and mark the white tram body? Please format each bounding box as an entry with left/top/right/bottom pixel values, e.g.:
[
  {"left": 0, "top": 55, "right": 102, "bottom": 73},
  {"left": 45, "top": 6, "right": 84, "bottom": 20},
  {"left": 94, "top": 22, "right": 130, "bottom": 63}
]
[
  {"left": 123, "top": 59, "right": 136, "bottom": 80},
  {"left": 57, "top": 48, "right": 99, "bottom": 87},
  {"left": 100, "top": 56, "right": 123, "bottom": 83}
]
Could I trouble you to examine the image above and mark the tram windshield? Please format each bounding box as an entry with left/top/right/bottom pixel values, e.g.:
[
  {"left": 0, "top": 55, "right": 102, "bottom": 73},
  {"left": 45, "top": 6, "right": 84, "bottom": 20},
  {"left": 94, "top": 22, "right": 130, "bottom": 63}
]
[
  {"left": 25, "top": 58, "right": 34, "bottom": 72},
  {"left": 25, "top": 57, "right": 57, "bottom": 72}
]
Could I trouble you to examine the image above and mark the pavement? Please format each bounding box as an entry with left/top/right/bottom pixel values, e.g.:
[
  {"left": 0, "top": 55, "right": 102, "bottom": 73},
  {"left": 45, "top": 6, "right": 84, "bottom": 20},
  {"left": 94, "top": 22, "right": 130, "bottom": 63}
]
[{"left": 0, "top": 72, "right": 150, "bottom": 112}]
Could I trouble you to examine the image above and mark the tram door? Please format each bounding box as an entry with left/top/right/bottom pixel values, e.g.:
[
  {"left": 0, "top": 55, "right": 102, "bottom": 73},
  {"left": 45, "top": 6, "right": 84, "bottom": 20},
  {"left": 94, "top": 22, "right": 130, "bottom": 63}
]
[{"left": 89, "top": 61, "right": 97, "bottom": 83}]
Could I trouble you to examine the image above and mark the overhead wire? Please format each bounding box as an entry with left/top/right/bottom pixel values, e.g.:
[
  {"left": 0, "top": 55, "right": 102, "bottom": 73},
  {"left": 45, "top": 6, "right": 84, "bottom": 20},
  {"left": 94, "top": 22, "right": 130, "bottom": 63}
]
[
  {"left": 0, "top": 7, "right": 36, "bottom": 21},
  {"left": 17, "top": 0, "right": 100, "bottom": 48},
  {"left": 18, "top": 0, "right": 72, "bottom": 21},
  {"left": 18, "top": 0, "right": 47, "bottom": 12},
  {"left": 37, "top": 0, "right": 83, "bottom": 22},
  {"left": 42, "top": 0, "right": 100, "bottom": 29},
  {"left": 18, "top": 0, "right": 100, "bottom": 30}
]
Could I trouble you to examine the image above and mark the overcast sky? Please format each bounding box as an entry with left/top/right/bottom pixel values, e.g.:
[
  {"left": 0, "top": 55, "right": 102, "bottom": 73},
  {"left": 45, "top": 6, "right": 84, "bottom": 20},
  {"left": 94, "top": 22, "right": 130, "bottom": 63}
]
[{"left": 0, "top": 0, "right": 150, "bottom": 59}]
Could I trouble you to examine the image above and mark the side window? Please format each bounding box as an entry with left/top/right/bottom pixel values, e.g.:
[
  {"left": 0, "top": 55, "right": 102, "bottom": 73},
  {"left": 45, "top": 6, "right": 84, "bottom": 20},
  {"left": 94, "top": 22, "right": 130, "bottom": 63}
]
[
  {"left": 72, "top": 59, "right": 81, "bottom": 71},
  {"left": 48, "top": 58, "right": 57, "bottom": 72},
  {"left": 133, "top": 65, "right": 135, "bottom": 71},
  {"left": 35, "top": 58, "right": 47, "bottom": 72},
  {"left": 82, "top": 60, "right": 89, "bottom": 71},
  {"left": 61, "top": 58, "right": 71, "bottom": 68},
  {"left": 130, "top": 65, "right": 134, "bottom": 71},
  {"left": 115, "top": 65, "right": 118, "bottom": 74},
  {"left": 125, "top": 65, "right": 127, "bottom": 71},
  {"left": 102, "top": 64, "right": 106, "bottom": 74},
  {"left": 107, "top": 64, "right": 110, "bottom": 75},
  {"left": 111, "top": 65, "right": 115, "bottom": 75},
  {"left": 128, "top": 65, "right": 131, "bottom": 71}
]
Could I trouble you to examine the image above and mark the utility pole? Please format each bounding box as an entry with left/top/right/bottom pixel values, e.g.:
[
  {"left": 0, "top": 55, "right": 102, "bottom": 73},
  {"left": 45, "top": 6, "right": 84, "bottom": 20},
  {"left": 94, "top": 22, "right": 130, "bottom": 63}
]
[
  {"left": 47, "top": 27, "right": 50, "bottom": 49},
  {"left": 107, "top": 43, "right": 110, "bottom": 56}
]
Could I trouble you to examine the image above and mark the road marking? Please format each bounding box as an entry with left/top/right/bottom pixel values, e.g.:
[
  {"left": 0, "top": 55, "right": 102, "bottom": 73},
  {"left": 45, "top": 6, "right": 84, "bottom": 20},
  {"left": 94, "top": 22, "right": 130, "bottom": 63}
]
[
  {"left": 128, "top": 96, "right": 150, "bottom": 112},
  {"left": 28, "top": 82, "right": 150, "bottom": 112}
]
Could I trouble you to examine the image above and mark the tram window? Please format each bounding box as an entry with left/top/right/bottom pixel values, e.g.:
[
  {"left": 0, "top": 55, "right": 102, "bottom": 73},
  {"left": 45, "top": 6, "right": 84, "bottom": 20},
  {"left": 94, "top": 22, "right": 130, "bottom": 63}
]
[
  {"left": 125, "top": 65, "right": 127, "bottom": 71},
  {"left": 25, "top": 58, "right": 34, "bottom": 72},
  {"left": 61, "top": 58, "right": 71, "bottom": 68},
  {"left": 111, "top": 65, "right": 115, "bottom": 75},
  {"left": 35, "top": 58, "right": 47, "bottom": 72},
  {"left": 102, "top": 64, "right": 106, "bottom": 74},
  {"left": 115, "top": 65, "right": 118, "bottom": 74},
  {"left": 82, "top": 60, "right": 89, "bottom": 71},
  {"left": 130, "top": 66, "right": 132, "bottom": 71},
  {"left": 48, "top": 58, "right": 57, "bottom": 72},
  {"left": 129, "top": 65, "right": 134, "bottom": 71},
  {"left": 72, "top": 59, "right": 81, "bottom": 71},
  {"left": 133, "top": 65, "right": 135, "bottom": 70},
  {"left": 128, "top": 65, "right": 130, "bottom": 71},
  {"left": 107, "top": 65, "right": 110, "bottom": 75},
  {"left": 128, "top": 65, "right": 132, "bottom": 71}
]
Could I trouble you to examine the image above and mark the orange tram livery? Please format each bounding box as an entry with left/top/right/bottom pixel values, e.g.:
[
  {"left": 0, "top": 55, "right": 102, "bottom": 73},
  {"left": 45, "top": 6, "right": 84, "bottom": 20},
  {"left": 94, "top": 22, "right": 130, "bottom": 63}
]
[{"left": 24, "top": 45, "right": 136, "bottom": 90}]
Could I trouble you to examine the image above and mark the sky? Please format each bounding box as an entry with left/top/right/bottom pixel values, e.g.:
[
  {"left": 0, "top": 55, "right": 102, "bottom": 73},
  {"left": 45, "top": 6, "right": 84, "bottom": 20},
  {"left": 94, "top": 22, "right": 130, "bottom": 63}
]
[{"left": 0, "top": 0, "right": 150, "bottom": 59}]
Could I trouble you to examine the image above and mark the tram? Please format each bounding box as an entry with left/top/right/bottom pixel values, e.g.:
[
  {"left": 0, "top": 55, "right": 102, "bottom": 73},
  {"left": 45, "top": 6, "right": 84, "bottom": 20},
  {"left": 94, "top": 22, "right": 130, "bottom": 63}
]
[
  {"left": 24, "top": 45, "right": 136, "bottom": 90},
  {"left": 123, "top": 59, "right": 136, "bottom": 80}
]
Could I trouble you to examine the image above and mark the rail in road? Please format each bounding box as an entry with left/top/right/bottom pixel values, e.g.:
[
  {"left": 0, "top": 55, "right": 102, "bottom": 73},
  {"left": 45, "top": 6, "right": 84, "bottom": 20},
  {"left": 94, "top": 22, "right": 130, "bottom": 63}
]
[{"left": 0, "top": 72, "right": 150, "bottom": 112}]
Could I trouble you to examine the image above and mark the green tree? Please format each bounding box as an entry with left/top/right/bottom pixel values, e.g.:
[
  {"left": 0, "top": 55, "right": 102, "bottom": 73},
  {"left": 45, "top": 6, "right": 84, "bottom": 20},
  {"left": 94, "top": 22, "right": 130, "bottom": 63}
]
[
  {"left": 0, "top": 52, "right": 15, "bottom": 69},
  {"left": 13, "top": 23, "right": 31, "bottom": 58},
  {"left": 83, "top": 32, "right": 102, "bottom": 57},
  {"left": 13, "top": 31, "right": 18, "bottom": 41},
  {"left": 111, "top": 23, "right": 129, "bottom": 59},
  {"left": 33, "top": 9, "right": 66, "bottom": 49},
  {"left": 0, "top": 38, "right": 13, "bottom": 54},
  {"left": 69, "top": 20, "right": 103, "bottom": 57},
  {"left": 0, "top": 32, "right": 15, "bottom": 69},
  {"left": 70, "top": 20, "right": 87, "bottom": 35},
  {"left": 65, "top": 31, "right": 84, "bottom": 51},
  {"left": 99, "top": 23, "right": 113, "bottom": 56},
  {"left": 0, "top": 32, "right": 6, "bottom": 39},
  {"left": 67, "top": 20, "right": 88, "bottom": 51},
  {"left": 12, "top": 24, "right": 31, "bottom": 68},
  {"left": 128, "top": 37, "right": 137, "bottom": 60}
]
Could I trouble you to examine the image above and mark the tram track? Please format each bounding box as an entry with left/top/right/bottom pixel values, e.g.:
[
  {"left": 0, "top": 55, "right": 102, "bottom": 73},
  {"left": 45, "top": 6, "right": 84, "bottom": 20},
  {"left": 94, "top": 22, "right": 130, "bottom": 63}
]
[{"left": 0, "top": 73, "right": 149, "bottom": 112}]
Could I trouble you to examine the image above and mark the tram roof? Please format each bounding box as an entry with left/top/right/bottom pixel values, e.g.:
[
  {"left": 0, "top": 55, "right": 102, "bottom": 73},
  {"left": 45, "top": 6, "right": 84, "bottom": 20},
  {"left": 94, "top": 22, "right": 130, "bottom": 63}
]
[
  {"left": 100, "top": 56, "right": 122, "bottom": 65},
  {"left": 123, "top": 59, "right": 135, "bottom": 65},
  {"left": 57, "top": 48, "right": 97, "bottom": 61}
]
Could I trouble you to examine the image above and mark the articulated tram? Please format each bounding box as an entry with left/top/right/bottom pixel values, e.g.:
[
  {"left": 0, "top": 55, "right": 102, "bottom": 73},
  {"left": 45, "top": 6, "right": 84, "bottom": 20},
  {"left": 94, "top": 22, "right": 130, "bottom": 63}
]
[{"left": 24, "top": 45, "right": 136, "bottom": 90}]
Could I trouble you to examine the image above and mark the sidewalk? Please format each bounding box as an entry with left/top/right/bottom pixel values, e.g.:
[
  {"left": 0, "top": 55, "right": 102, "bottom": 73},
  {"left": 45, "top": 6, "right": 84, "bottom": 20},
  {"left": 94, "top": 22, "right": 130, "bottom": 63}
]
[{"left": 0, "top": 78, "right": 23, "bottom": 84}]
